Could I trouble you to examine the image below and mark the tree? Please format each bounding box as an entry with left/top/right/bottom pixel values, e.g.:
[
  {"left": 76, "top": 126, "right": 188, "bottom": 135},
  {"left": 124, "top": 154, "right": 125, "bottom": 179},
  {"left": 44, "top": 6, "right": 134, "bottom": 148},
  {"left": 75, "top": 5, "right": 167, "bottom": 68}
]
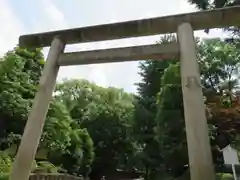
[
  {"left": 155, "top": 63, "right": 188, "bottom": 178},
  {"left": 0, "top": 48, "right": 94, "bottom": 177},
  {"left": 154, "top": 38, "right": 240, "bottom": 179},
  {"left": 199, "top": 39, "right": 240, "bottom": 165},
  {"left": 0, "top": 47, "right": 44, "bottom": 149},
  {"left": 133, "top": 35, "right": 177, "bottom": 179},
  {"left": 55, "top": 79, "right": 135, "bottom": 180},
  {"left": 188, "top": 0, "right": 240, "bottom": 9},
  {"left": 41, "top": 100, "right": 94, "bottom": 177},
  {"left": 198, "top": 38, "right": 240, "bottom": 94}
]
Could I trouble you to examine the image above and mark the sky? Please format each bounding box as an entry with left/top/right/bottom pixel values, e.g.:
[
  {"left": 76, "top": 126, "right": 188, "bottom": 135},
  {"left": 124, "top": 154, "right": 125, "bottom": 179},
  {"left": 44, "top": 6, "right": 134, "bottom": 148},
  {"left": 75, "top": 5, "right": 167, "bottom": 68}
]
[{"left": 0, "top": 0, "right": 229, "bottom": 93}]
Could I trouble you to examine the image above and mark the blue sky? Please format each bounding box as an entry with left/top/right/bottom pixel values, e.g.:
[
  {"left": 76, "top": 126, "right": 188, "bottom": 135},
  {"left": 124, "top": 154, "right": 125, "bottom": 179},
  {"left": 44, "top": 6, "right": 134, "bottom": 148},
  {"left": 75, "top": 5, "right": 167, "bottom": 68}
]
[{"left": 0, "top": 0, "right": 229, "bottom": 93}]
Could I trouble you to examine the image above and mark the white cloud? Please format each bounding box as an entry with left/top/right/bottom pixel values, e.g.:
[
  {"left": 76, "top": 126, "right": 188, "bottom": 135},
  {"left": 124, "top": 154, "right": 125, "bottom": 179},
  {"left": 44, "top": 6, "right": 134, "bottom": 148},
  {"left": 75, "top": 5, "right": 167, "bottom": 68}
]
[
  {"left": 0, "top": 0, "right": 24, "bottom": 56},
  {"left": 33, "top": 0, "right": 68, "bottom": 32},
  {"left": 0, "top": 0, "right": 230, "bottom": 93}
]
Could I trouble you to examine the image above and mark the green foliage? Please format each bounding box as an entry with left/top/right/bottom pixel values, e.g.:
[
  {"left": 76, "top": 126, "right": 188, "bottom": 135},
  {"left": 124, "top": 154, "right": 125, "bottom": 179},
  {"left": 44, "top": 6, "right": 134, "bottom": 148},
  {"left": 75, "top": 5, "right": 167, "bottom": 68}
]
[
  {"left": 55, "top": 79, "right": 134, "bottom": 178},
  {"left": 41, "top": 99, "right": 94, "bottom": 177},
  {"left": 0, "top": 48, "right": 94, "bottom": 178},
  {"left": 0, "top": 174, "right": 9, "bottom": 180},
  {"left": 0, "top": 151, "right": 12, "bottom": 174},
  {"left": 137, "top": 37, "right": 240, "bottom": 179},
  {"left": 136, "top": 35, "right": 177, "bottom": 100},
  {"left": 43, "top": 100, "right": 74, "bottom": 153},
  {"left": 216, "top": 173, "right": 233, "bottom": 180},
  {"left": 155, "top": 63, "right": 188, "bottom": 177},
  {"left": 0, "top": 47, "right": 44, "bottom": 149},
  {"left": 35, "top": 161, "right": 59, "bottom": 173},
  {"left": 134, "top": 35, "right": 177, "bottom": 179},
  {"left": 198, "top": 38, "right": 240, "bottom": 93},
  {"left": 187, "top": 0, "right": 239, "bottom": 10}
]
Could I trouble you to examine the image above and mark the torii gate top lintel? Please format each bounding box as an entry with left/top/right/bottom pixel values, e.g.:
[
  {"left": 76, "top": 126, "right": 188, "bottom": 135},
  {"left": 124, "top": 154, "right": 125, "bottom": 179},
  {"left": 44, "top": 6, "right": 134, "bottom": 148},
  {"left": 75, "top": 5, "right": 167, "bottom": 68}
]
[{"left": 19, "top": 5, "right": 240, "bottom": 48}]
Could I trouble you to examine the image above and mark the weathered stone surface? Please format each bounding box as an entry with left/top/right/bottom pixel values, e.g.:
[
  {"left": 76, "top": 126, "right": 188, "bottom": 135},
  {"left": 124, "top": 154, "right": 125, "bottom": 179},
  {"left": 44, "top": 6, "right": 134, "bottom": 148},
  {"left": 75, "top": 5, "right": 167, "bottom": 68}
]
[{"left": 19, "top": 6, "right": 240, "bottom": 48}]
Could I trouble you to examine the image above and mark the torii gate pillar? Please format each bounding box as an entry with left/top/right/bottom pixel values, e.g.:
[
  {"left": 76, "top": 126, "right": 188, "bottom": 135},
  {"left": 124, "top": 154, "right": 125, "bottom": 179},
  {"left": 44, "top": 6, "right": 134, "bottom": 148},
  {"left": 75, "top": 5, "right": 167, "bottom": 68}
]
[
  {"left": 177, "top": 22, "right": 215, "bottom": 180},
  {"left": 9, "top": 37, "right": 65, "bottom": 180}
]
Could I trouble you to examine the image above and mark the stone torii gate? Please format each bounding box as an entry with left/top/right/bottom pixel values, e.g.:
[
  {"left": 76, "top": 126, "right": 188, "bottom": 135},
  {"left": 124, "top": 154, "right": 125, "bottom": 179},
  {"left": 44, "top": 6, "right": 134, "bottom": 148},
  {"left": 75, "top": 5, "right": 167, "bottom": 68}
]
[{"left": 10, "top": 6, "right": 240, "bottom": 180}]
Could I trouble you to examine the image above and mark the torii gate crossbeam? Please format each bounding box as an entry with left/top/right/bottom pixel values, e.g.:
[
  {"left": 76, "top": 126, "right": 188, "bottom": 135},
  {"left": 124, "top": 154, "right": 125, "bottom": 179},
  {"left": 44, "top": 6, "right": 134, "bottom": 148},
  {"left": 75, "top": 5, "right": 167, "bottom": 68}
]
[{"left": 10, "top": 5, "right": 240, "bottom": 180}]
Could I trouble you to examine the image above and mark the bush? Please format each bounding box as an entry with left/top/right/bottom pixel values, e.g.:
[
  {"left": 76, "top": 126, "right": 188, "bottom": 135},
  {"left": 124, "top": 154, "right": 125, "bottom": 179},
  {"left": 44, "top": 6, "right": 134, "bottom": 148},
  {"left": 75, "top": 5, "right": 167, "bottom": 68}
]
[
  {"left": 0, "top": 174, "right": 9, "bottom": 180},
  {"left": 216, "top": 173, "right": 233, "bottom": 180},
  {"left": 34, "top": 161, "right": 59, "bottom": 173},
  {"left": 0, "top": 151, "right": 12, "bottom": 174}
]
